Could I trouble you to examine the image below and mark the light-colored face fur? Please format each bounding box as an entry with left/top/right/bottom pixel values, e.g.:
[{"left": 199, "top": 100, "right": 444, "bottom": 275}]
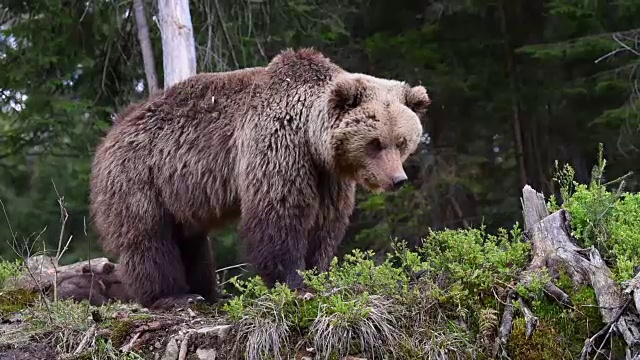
[{"left": 327, "top": 73, "right": 431, "bottom": 193}]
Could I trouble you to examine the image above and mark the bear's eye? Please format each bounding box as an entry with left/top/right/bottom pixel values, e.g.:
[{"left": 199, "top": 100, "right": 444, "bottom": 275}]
[
  {"left": 368, "top": 138, "right": 383, "bottom": 152},
  {"left": 397, "top": 138, "right": 407, "bottom": 150}
]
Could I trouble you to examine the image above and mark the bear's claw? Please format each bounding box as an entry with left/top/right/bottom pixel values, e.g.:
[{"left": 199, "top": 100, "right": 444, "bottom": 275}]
[
  {"left": 188, "top": 295, "right": 205, "bottom": 304},
  {"left": 293, "top": 286, "right": 316, "bottom": 301},
  {"left": 150, "top": 293, "right": 206, "bottom": 310}
]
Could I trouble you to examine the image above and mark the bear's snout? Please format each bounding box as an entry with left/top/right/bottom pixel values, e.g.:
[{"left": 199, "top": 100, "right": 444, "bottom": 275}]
[
  {"left": 371, "top": 149, "right": 408, "bottom": 192},
  {"left": 392, "top": 173, "right": 408, "bottom": 190}
]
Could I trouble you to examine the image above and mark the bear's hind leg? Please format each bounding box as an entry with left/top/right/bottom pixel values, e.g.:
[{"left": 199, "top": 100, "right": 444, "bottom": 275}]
[
  {"left": 118, "top": 216, "right": 204, "bottom": 309},
  {"left": 179, "top": 233, "right": 220, "bottom": 303}
]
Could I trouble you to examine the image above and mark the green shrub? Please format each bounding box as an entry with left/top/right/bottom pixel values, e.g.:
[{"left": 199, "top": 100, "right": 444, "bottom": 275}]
[
  {"left": 555, "top": 144, "right": 640, "bottom": 281},
  {"left": 564, "top": 184, "right": 640, "bottom": 281},
  {"left": 419, "top": 224, "right": 530, "bottom": 312},
  {"left": 222, "top": 223, "right": 530, "bottom": 359},
  {"left": 221, "top": 164, "right": 640, "bottom": 359},
  {"left": 0, "top": 258, "right": 22, "bottom": 288}
]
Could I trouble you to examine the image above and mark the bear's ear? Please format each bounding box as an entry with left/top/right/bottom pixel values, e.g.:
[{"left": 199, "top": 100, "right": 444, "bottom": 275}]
[
  {"left": 405, "top": 85, "right": 431, "bottom": 114},
  {"left": 329, "top": 77, "right": 367, "bottom": 112}
]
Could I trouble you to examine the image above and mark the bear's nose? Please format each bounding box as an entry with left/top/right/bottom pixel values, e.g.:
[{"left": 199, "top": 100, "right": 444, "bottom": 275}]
[{"left": 392, "top": 175, "right": 408, "bottom": 190}]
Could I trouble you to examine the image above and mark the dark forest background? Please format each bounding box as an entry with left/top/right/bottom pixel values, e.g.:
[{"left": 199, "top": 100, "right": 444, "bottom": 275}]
[{"left": 0, "top": 0, "right": 638, "bottom": 271}]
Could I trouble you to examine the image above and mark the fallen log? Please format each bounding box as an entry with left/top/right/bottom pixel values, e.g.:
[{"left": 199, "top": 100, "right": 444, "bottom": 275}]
[
  {"left": 5, "top": 255, "right": 131, "bottom": 305},
  {"left": 7, "top": 255, "right": 116, "bottom": 292},
  {"left": 496, "top": 185, "right": 640, "bottom": 359}
]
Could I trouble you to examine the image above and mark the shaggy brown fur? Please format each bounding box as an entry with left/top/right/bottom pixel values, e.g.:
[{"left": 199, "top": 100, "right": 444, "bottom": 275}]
[
  {"left": 55, "top": 263, "right": 133, "bottom": 306},
  {"left": 89, "top": 48, "right": 430, "bottom": 309}
]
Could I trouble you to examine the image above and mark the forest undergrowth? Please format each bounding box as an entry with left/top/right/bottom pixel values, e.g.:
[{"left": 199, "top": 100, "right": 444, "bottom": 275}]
[{"left": 0, "top": 150, "right": 639, "bottom": 360}]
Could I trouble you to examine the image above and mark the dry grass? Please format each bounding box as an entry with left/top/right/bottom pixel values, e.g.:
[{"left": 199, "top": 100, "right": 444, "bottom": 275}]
[
  {"left": 232, "top": 294, "right": 292, "bottom": 360},
  {"left": 310, "top": 294, "right": 400, "bottom": 360},
  {"left": 0, "top": 295, "right": 134, "bottom": 358},
  {"left": 393, "top": 282, "right": 476, "bottom": 360},
  {"left": 0, "top": 185, "right": 147, "bottom": 359}
]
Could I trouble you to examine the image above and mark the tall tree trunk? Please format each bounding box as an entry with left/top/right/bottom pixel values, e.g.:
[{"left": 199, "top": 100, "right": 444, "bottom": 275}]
[
  {"left": 498, "top": 0, "right": 527, "bottom": 189},
  {"left": 133, "top": 0, "right": 159, "bottom": 95},
  {"left": 158, "top": 0, "right": 197, "bottom": 88}
]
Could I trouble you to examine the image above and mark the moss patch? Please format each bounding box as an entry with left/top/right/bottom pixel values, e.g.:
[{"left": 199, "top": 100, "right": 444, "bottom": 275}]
[
  {"left": 507, "top": 317, "right": 572, "bottom": 359},
  {"left": 0, "top": 288, "right": 38, "bottom": 316},
  {"left": 190, "top": 301, "right": 221, "bottom": 317},
  {"left": 103, "top": 319, "right": 136, "bottom": 348}
]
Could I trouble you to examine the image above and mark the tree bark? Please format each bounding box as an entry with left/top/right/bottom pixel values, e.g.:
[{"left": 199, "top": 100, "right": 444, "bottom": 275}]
[
  {"left": 6, "top": 255, "right": 116, "bottom": 293},
  {"left": 158, "top": 0, "right": 197, "bottom": 88},
  {"left": 133, "top": 0, "right": 159, "bottom": 94}
]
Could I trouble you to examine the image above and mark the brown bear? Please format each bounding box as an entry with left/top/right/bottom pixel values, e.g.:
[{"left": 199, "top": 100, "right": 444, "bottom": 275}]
[{"left": 89, "top": 48, "right": 431, "bottom": 309}]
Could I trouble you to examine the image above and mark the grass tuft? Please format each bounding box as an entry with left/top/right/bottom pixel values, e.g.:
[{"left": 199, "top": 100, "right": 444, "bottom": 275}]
[
  {"left": 231, "top": 285, "right": 293, "bottom": 360},
  {"left": 310, "top": 293, "right": 399, "bottom": 359}
]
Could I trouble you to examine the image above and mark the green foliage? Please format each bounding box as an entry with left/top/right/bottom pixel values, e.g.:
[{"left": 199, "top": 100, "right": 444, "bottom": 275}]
[
  {"left": 566, "top": 183, "right": 640, "bottom": 281},
  {"left": 0, "top": 0, "right": 144, "bottom": 262},
  {"left": 0, "top": 258, "right": 22, "bottom": 287},
  {"left": 515, "top": 266, "right": 608, "bottom": 357},
  {"left": 555, "top": 145, "right": 640, "bottom": 281},
  {"left": 507, "top": 318, "right": 574, "bottom": 359},
  {"left": 517, "top": 36, "right": 617, "bottom": 61},
  {"left": 421, "top": 224, "right": 530, "bottom": 309},
  {"left": 0, "top": 288, "right": 38, "bottom": 316},
  {"left": 103, "top": 319, "right": 136, "bottom": 349},
  {"left": 223, "top": 224, "right": 530, "bottom": 359},
  {"left": 304, "top": 248, "right": 409, "bottom": 296},
  {"left": 221, "top": 189, "right": 640, "bottom": 358}
]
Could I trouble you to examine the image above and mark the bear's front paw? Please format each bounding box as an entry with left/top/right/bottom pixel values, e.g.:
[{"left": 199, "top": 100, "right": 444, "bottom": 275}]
[
  {"left": 299, "top": 291, "right": 315, "bottom": 301},
  {"left": 150, "top": 294, "right": 205, "bottom": 310},
  {"left": 293, "top": 286, "right": 316, "bottom": 301}
]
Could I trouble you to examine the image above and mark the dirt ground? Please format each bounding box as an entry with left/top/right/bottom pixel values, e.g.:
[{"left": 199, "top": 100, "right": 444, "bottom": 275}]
[
  {"left": 0, "top": 341, "right": 57, "bottom": 360},
  {"left": 0, "top": 304, "right": 239, "bottom": 360}
]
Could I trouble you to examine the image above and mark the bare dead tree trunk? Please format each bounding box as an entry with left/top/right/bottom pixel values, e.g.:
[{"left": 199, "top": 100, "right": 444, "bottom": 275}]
[
  {"left": 133, "top": 0, "right": 159, "bottom": 94},
  {"left": 158, "top": 0, "right": 197, "bottom": 88}
]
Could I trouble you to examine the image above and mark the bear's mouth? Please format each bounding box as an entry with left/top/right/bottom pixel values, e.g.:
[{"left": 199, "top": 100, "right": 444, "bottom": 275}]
[{"left": 361, "top": 176, "right": 384, "bottom": 193}]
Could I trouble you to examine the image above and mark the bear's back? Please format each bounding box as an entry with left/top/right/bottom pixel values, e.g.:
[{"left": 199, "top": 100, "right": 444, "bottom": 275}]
[
  {"left": 114, "top": 66, "right": 267, "bottom": 130},
  {"left": 92, "top": 49, "right": 345, "bottom": 232}
]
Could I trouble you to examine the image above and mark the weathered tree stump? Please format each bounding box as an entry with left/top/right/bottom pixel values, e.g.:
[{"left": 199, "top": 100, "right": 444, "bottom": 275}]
[{"left": 495, "top": 185, "right": 640, "bottom": 359}]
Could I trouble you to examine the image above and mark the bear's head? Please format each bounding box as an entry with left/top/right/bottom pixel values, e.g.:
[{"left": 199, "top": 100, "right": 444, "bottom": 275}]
[{"left": 327, "top": 73, "right": 430, "bottom": 193}]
